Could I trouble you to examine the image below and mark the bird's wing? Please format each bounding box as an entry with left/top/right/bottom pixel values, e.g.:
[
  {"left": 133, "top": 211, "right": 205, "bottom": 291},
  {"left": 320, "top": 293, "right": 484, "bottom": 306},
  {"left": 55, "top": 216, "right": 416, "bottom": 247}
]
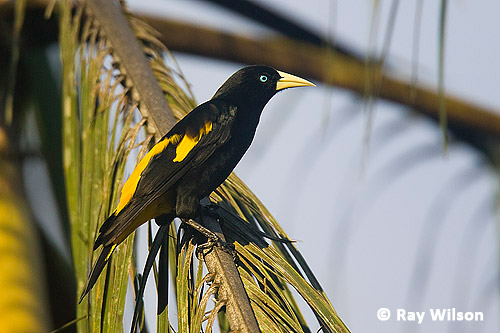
[
  {"left": 94, "top": 101, "right": 235, "bottom": 247},
  {"left": 132, "top": 101, "right": 235, "bottom": 204}
]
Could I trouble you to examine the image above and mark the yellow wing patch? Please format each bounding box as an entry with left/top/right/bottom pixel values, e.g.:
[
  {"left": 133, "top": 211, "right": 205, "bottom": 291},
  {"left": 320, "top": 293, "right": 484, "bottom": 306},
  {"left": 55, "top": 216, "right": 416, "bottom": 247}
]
[
  {"left": 173, "top": 122, "right": 212, "bottom": 162},
  {"left": 114, "top": 121, "right": 213, "bottom": 214},
  {"left": 115, "top": 137, "right": 173, "bottom": 214}
]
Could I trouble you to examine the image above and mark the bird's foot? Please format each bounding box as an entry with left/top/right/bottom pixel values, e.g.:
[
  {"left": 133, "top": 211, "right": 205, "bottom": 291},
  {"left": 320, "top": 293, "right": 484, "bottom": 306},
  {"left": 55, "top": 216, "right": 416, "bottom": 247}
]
[
  {"left": 196, "top": 238, "right": 236, "bottom": 261},
  {"left": 183, "top": 218, "right": 219, "bottom": 243},
  {"left": 182, "top": 219, "right": 235, "bottom": 260}
]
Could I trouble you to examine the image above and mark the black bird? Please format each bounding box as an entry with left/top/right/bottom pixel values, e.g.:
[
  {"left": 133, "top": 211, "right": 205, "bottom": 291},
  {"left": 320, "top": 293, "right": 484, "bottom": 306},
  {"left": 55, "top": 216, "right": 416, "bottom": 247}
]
[{"left": 79, "top": 65, "right": 314, "bottom": 302}]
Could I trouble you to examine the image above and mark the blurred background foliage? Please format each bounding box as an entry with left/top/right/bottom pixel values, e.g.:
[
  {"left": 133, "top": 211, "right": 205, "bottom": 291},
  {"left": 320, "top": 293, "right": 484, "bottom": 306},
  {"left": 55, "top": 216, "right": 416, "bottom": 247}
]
[{"left": 0, "top": 0, "right": 499, "bottom": 332}]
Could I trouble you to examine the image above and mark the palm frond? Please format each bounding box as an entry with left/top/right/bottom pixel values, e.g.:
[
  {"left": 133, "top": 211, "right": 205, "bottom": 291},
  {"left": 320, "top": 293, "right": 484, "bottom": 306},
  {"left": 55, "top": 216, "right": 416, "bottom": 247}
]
[
  {"left": 58, "top": 1, "right": 347, "bottom": 332},
  {"left": 58, "top": 1, "right": 146, "bottom": 330}
]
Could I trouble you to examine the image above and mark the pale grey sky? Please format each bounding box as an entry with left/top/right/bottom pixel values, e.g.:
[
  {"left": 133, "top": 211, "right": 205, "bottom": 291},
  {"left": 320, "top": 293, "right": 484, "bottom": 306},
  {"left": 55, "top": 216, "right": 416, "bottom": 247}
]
[
  {"left": 25, "top": 0, "right": 499, "bottom": 332},
  {"left": 125, "top": 1, "right": 500, "bottom": 332}
]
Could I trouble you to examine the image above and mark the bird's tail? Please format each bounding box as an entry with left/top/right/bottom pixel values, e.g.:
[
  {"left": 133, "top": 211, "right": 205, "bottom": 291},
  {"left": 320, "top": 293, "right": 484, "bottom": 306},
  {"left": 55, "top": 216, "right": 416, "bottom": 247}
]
[
  {"left": 79, "top": 243, "right": 117, "bottom": 303},
  {"left": 93, "top": 212, "right": 117, "bottom": 250}
]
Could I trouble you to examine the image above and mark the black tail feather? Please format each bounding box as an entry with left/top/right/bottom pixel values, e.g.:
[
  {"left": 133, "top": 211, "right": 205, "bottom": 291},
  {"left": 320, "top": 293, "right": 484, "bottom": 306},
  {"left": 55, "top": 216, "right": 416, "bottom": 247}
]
[
  {"left": 94, "top": 214, "right": 117, "bottom": 250},
  {"left": 131, "top": 224, "right": 169, "bottom": 333},
  {"left": 157, "top": 223, "right": 170, "bottom": 315},
  {"left": 79, "top": 244, "right": 115, "bottom": 303}
]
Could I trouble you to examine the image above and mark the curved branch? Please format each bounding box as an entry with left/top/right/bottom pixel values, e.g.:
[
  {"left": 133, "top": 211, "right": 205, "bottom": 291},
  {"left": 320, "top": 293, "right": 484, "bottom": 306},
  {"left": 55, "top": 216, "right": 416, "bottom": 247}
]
[
  {"left": 6, "top": 1, "right": 500, "bottom": 144},
  {"left": 202, "top": 215, "right": 261, "bottom": 333},
  {"left": 140, "top": 17, "right": 500, "bottom": 141},
  {"left": 84, "top": 0, "right": 176, "bottom": 135}
]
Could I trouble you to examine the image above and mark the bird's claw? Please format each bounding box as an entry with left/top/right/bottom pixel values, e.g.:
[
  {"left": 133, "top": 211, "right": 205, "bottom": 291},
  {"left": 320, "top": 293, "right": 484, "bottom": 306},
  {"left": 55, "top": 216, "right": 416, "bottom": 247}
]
[
  {"left": 183, "top": 218, "right": 218, "bottom": 241},
  {"left": 195, "top": 235, "right": 236, "bottom": 260},
  {"left": 183, "top": 219, "right": 237, "bottom": 261}
]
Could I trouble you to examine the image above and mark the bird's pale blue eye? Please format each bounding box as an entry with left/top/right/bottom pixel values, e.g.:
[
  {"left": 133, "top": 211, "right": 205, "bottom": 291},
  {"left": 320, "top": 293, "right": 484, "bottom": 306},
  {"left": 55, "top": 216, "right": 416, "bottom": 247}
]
[{"left": 259, "top": 75, "right": 268, "bottom": 83}]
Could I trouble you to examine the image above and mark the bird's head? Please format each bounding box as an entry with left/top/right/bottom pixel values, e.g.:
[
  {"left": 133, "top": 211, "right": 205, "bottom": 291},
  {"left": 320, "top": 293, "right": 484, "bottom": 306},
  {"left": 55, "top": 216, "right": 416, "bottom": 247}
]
[{"left": 213, "top": 65, "right": 315, "bottom": 109}]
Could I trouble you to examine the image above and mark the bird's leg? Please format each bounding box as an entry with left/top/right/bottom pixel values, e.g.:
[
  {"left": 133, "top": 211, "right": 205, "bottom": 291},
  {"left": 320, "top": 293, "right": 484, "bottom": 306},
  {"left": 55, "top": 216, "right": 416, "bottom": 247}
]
[
  {"left": 182, "top": 219, "right": 220, "bottom": 260},
  {"left": 182, "top": 218, "right": 220, "bottom": 259},
  {"left": 183, "top": 218, "right": 219, "bottom": 243},
  {"left": 201, "top": 208, "right": 237, "bottom": 258},
  {"left": 182, "top": 218, "right": 236, "bottom": 259},
  {"left": 196, "top": 240, "right": 235, "bottom": 261}
]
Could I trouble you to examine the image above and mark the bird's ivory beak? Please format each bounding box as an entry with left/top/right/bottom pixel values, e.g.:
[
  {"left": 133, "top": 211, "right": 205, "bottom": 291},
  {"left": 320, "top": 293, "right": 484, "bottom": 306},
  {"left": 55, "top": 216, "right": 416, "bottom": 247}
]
[{"left": 276, "top": 70, "right": 315, "bottom": 91}]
